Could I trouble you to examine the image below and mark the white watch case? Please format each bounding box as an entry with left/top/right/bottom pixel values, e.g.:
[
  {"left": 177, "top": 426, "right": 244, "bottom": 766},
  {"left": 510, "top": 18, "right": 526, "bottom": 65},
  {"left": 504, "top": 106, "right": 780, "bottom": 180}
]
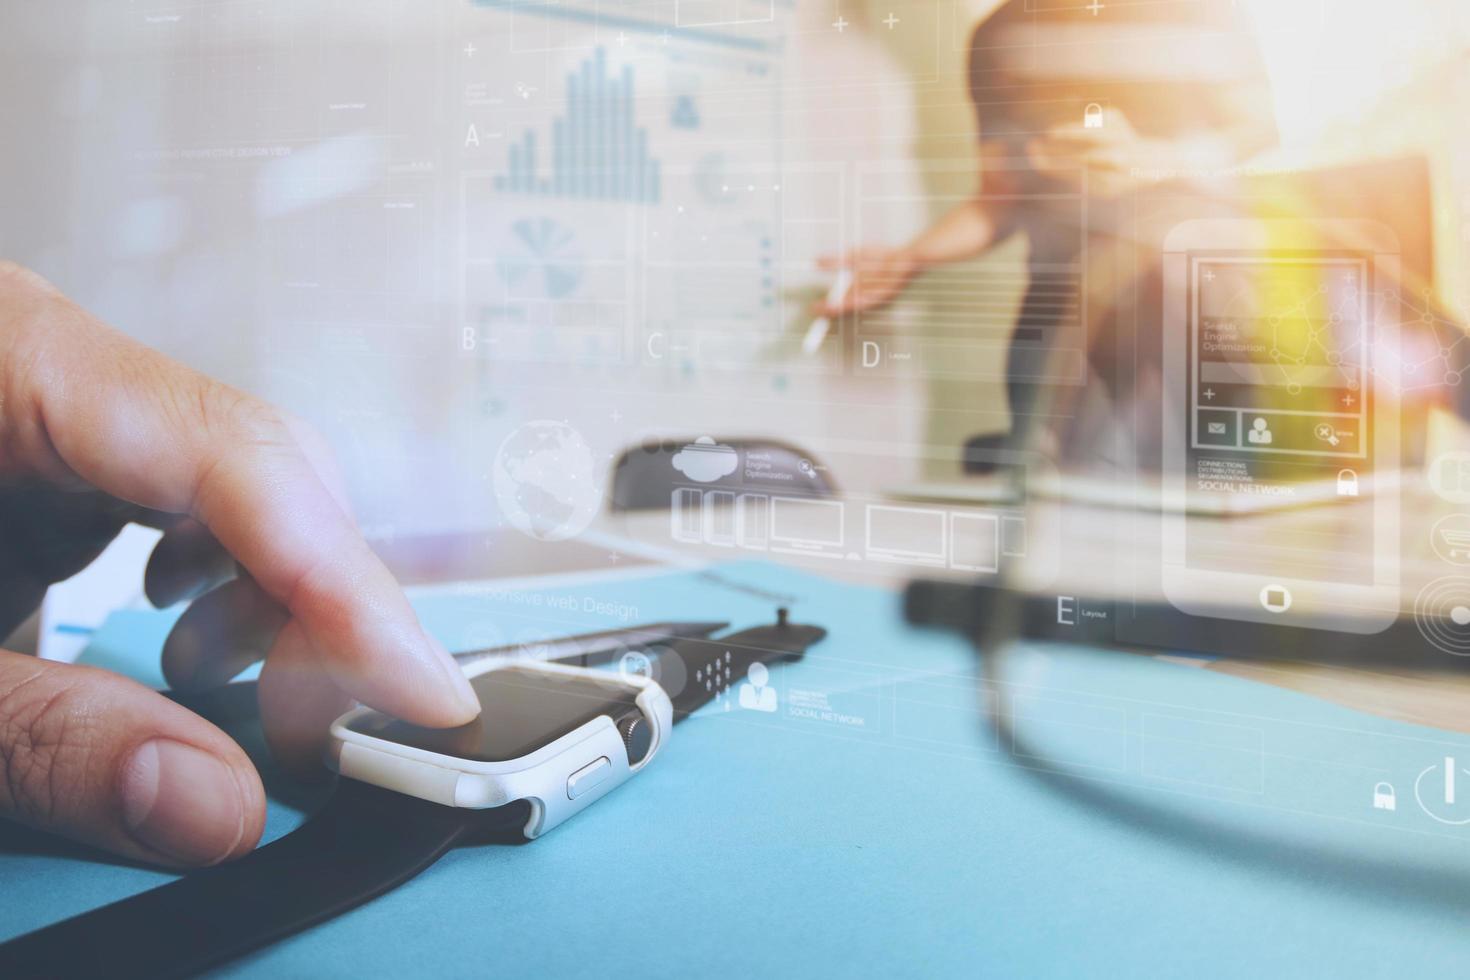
[{"left": 326, "top": 660, "right": 674, "bottom": 839}]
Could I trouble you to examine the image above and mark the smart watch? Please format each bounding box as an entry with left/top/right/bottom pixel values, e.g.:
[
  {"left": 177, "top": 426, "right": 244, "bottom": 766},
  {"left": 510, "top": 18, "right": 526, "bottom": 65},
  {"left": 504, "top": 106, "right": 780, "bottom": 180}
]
[
  {"left": 0, "top": 611, "right": 825, "bottom": 979},
  {"left": 329, "top": 658, "right": 673, "bottom": 839}
]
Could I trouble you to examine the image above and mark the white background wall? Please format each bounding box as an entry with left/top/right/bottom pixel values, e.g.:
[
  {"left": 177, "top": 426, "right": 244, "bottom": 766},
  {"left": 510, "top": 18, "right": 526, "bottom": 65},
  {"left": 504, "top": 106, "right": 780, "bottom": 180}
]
[
  {"left": 0, "top": 0, "right": 983, "bottom": 537},
  {"left": 9, "top": 1, "right": 1466, "bottom": 538}
]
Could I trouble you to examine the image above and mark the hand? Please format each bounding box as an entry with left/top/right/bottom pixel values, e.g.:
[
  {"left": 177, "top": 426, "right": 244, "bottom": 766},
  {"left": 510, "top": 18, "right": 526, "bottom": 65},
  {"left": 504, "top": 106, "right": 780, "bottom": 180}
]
[
  {"left": 814, "top": 246, "right": 922, "bottom": 316},
  {"left": 1024, "top": 106, "right": 1158, "bottom": 196},
  {"left": 0, "top": 262, "right": 480, "bottom": 868}
]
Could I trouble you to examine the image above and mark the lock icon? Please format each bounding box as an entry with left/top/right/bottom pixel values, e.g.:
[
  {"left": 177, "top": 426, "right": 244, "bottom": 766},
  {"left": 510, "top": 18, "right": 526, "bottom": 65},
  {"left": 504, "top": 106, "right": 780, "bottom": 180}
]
[
  {"left": 1337, "top": 468, "right": 1359, "bottom": 497},
  {"left": 1373, "top": 781, "right": 1396, "bottom": 811},
  {"left": 1084, "top": 103, "right": 1104, "bottom": 129}
]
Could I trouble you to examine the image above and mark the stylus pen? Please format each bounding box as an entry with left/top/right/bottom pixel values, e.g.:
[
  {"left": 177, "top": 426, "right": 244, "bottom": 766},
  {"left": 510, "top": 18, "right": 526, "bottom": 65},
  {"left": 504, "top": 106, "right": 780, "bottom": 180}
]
[
  {"left": 801, "top": 267, "right": 854, "bottom": 355},
  {"left": 452, "top": 620, "right": 729, "bottom": 671}
]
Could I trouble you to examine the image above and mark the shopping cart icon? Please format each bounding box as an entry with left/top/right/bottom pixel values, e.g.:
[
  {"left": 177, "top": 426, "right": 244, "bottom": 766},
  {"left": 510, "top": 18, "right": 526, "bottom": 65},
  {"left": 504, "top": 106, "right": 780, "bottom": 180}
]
[{"left": 1440, "top": 527, "right": 1470, "bottom": 561}]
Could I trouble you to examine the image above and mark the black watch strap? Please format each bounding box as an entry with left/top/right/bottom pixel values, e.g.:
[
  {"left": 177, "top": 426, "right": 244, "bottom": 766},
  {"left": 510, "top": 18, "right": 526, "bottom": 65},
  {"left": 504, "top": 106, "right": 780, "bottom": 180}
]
[
  {"left": 657, "top": 609, "right": 826, "bottom": 719},
  {"left": 0, "top": 611, "right": 825, "bottom": 979},
  {"left": 0, "top": 780, "right": 529, "bottom": 980}
]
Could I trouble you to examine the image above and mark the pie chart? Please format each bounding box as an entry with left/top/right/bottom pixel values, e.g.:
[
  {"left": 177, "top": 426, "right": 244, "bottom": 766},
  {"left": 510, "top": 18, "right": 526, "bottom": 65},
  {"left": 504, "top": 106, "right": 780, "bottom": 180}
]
[{"left": 495, "top": 217, "right": 584, "bottom": 300}]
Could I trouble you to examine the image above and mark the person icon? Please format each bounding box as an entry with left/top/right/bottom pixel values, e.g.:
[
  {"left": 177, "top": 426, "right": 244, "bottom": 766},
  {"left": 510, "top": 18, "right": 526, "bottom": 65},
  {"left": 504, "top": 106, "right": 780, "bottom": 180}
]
[
  {"left": 1246, "top": 417, "right": 1273, "bottom": 445},
  {"left": 738, "top": 661, "right": 778, "bottom": 713}
]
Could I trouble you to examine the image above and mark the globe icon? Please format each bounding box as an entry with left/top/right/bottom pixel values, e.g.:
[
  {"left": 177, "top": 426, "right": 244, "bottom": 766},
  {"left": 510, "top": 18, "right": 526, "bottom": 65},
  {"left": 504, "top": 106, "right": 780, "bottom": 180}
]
[{"left": 492, "top": 421, "right": 603, "bottom": 542}]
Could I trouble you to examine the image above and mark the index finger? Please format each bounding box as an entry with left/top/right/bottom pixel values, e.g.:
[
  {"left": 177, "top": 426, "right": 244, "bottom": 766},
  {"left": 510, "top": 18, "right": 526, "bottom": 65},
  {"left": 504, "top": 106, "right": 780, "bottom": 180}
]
[{"left": 1, "top": 264, "right": 479, "bottom": 727}]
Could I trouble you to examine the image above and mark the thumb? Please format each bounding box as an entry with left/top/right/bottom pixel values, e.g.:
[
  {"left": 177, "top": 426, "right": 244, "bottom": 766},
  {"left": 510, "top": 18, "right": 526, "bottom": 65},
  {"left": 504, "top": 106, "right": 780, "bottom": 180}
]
[{"left": 0, "top": 650, "right": 265, "bottom": 867}]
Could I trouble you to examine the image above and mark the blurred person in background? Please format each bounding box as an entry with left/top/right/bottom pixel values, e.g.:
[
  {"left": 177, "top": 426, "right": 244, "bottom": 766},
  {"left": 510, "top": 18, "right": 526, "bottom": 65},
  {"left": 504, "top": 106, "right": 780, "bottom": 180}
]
[{"left": 819, "top": 0, "right": 1278, "bottom": 452}]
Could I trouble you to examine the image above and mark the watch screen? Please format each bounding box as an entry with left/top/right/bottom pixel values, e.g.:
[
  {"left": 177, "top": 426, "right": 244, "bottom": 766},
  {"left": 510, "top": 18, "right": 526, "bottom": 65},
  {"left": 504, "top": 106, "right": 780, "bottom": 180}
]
[{"left": 344, "top": 666, "right": 641, "bottom": 762}]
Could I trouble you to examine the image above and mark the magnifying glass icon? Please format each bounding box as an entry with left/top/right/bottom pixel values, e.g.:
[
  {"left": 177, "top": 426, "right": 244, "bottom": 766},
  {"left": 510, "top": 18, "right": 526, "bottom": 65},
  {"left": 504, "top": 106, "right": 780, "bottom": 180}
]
[{"left": 1314, "top": 423, "right": 1341, "bottom": 446}]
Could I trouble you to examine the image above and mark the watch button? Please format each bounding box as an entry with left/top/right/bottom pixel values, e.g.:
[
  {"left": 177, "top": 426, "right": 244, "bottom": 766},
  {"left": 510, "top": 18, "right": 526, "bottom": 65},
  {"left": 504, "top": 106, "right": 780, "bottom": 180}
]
[
  {"left": 567, "top": 757, "right": 612, "bottom": 800},
  {"left": 616, "top": 710, "right": 653, "bottom": 766}
]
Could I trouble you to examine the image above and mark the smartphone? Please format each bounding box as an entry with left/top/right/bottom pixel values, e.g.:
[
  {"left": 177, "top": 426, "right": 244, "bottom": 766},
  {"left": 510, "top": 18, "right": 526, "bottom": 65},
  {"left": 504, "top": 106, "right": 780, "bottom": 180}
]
[{"left": 1161, "top": 219, "right": 1401, "bottom": 633}]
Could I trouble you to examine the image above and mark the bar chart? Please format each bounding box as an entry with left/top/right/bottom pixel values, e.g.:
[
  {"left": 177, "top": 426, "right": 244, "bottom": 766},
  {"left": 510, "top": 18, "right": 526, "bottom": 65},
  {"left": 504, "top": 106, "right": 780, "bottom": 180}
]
[{"left": 495, "top": 47, "right": 662, "bottom": 205}]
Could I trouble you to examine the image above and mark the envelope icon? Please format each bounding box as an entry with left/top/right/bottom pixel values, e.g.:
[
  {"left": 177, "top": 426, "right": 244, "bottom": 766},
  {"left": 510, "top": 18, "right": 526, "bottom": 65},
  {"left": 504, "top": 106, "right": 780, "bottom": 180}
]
[{"left": 1207, "top": 422, "right": 1227, "bottom": 434}]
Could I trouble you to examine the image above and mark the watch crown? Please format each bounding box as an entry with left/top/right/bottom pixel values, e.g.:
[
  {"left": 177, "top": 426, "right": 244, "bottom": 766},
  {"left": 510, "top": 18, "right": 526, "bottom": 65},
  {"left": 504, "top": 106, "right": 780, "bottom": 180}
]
[{"left": 616, "top": 710, "right": 653, "bottom": 766}]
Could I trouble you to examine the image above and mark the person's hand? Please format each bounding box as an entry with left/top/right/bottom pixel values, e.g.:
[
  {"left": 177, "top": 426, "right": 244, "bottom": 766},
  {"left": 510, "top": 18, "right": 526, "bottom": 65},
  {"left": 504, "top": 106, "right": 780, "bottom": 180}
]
[
  {"left": 814, "top": 246, "right": 922, "bottom": 316},
  {"left": 0, "top": 262, "right": 480, "bottom": 868},
  {"left": 1024, "top": 106, "right": 1156, "bottom": 196}
]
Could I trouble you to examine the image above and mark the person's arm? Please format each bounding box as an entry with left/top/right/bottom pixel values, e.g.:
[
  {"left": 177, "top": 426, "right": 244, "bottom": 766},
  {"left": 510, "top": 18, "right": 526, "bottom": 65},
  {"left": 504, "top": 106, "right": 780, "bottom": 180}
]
[
  {"left": 1024, "top": 102, "right": 1277, "bottom": 196},
  {"left": 0, "top": 262, "right": 480, "bottom": 867},
  {"left": 817, "top": 196, "right": 1017, "bottom": 316}
]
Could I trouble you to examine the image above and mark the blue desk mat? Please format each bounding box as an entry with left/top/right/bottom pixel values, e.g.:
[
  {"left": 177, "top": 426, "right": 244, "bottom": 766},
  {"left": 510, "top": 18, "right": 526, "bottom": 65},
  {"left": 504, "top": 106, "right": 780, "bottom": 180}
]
[{"left": 5, "top": 561, "right": 1470, "bottom": 978}]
